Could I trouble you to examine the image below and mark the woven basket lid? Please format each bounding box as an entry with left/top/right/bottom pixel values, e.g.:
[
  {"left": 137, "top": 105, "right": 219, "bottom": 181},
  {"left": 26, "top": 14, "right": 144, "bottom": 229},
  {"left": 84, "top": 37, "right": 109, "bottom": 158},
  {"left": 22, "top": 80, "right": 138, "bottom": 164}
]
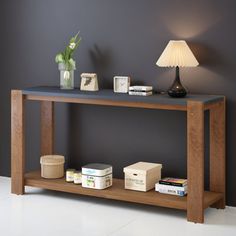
[{"left": 40, "top": 155, "right": 65, "bottom": 165}]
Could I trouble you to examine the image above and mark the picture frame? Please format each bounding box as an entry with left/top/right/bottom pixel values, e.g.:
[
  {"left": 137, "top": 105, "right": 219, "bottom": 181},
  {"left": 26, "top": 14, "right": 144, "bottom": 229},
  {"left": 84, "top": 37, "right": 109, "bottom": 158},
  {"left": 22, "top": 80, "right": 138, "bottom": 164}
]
[{"left": 80, "top": 73, "right": 99, "bottom": 91}]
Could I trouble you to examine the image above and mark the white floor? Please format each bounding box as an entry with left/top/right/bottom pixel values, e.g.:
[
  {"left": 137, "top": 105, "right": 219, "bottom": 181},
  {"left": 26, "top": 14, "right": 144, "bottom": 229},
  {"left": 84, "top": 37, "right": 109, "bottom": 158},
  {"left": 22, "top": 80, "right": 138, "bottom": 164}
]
[{"left": 0, "top": 177, "right": 235, "bottom": 236}]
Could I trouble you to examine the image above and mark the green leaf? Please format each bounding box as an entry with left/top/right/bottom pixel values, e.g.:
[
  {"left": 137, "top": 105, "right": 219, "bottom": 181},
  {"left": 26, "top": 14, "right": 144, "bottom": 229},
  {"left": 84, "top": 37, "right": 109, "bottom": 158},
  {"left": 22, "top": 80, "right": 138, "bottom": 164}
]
[
  {"left": 69, "top": 58, "right": 76, "bottom": 68},
  {"left": 69, "top": 31, "right": 80, "bottom": 43},
  {"left": 56, "top": 31, "right": 81, "bottom": 65},
  {"left": 74, "top": 38, "right": 81, "bottom": 50},
  {"left": 74, "top": 31, "right": 80, "bottom": 40},
  {"left": 69, "top": 37, "right": 75, "bottom": 44}
]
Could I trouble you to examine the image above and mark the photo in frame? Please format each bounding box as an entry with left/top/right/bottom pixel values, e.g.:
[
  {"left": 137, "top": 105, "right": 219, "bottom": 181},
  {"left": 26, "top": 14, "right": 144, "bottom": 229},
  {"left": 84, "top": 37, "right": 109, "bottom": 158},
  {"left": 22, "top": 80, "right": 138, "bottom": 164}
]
[{"left": 80, "top": 73, "right": 99, "bottom": 91}]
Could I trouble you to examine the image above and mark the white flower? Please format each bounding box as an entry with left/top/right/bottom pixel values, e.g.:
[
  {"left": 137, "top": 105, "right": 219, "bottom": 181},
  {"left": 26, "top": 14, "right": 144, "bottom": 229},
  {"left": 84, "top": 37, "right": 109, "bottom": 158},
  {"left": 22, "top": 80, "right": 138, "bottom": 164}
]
[
  {"left": 55, "top": 53, "right": 64, "bottom": 63},
  {"left": 69, "top": 42, "right": 76, "bottom": 49}
]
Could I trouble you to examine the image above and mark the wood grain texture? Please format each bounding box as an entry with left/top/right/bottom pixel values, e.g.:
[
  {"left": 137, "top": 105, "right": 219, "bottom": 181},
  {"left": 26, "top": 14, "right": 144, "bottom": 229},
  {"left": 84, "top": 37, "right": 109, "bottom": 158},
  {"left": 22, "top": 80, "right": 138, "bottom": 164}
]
[
  {"left": 187, "top": 101, "right": 204, "bottom": 223},
  {"left": 210, "top": 98, "right": 226, "bottom": 209},
  {"left": 26, "top": 95, "right": 187, "bottom": 111},
  {"left": 25, "top": 171, "right": 223, "bottom": 211},
  {"left": 204, "top": 102, "right": 224, "bottom": 111},
  {"left": 11, "top": 89, "right": 226, "bottom": 223},
  {"left": 41, "top": 101, "right": 54, "bottom": 155},
  {"left": 11, "top": 90, "right": 25, "bottom": 194}
]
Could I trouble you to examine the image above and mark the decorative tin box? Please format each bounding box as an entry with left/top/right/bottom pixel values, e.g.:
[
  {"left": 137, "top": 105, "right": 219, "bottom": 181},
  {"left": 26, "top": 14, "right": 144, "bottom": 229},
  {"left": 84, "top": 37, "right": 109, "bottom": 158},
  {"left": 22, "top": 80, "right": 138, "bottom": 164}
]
[
  {"left": 124, "top": 162, "right": 162, "bottom": 192},
  {"left": 82, "top": 163, "right": 112, "bottom": 189}
]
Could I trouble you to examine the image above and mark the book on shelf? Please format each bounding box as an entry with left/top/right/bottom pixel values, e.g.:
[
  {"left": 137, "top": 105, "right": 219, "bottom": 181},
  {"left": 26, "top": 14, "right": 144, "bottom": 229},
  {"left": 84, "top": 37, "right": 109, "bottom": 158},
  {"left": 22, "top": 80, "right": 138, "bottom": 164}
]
[
  {"left": 129, "top": 91, "right": 153, "bottom": 96},
  {"left": 159, "top": 177, "right": 187, "bottom": 187},
  {"left": 129, "top": 86, "right": 153, "bottom": 92},
  {"left": 155, "top": 183, "right": 187, "bottom": 197}
]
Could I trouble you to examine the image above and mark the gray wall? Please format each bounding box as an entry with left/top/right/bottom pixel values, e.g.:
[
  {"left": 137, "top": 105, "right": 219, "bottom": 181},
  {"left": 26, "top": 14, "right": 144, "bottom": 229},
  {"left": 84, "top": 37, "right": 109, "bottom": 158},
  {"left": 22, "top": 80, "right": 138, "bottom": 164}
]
[{"left": 1, "top": 0, "right": 236, "bottom": 206}]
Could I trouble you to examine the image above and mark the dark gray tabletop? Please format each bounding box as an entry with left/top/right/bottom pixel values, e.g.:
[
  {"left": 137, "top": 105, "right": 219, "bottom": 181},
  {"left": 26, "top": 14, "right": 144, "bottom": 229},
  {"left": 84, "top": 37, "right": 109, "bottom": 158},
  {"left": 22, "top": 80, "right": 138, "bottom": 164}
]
[{"left": 22, "top": 86, "right": 224, "bottom": 106}]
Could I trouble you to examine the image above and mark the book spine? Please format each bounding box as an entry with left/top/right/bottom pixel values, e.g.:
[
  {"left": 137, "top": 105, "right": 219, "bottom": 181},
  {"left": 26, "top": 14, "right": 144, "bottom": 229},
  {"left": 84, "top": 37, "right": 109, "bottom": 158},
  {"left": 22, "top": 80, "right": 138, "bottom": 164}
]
[
  {"left": 155, "top": 184, "right": 187, "bottom": 196},
  {"left": 157, "top": 188, "right": 186, "bottom": 197},
  {"left": 159, "top": 180, "right": 187, "bottom": 187},
  {"left": 129, "top": 91, "right": 152, "bottom": 96},
  {"left": 156, "top": 183, "right": 187, "bottom": 191},
  {"left": 129, "top": 86, "right": 153, "bottom": 91}
]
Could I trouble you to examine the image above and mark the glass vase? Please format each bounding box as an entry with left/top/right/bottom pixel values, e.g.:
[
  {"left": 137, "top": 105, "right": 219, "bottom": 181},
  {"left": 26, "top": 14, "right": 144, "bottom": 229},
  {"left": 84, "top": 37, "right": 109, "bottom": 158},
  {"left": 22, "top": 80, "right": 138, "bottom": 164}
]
[{"left": 58, "top": 63, "right": 75, "bottom": 89}]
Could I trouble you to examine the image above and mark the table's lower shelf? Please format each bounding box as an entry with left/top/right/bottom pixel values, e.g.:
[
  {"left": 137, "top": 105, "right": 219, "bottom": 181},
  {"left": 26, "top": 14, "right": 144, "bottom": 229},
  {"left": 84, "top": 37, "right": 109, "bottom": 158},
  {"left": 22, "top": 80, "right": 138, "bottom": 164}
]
[{"left": 25, "top": 171, "right": 223, "bottom": 211}]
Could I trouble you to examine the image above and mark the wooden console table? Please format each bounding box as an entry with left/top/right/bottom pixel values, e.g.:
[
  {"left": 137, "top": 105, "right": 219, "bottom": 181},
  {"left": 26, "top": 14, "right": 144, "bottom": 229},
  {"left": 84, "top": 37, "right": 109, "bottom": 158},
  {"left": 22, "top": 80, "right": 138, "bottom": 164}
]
[{"left": 11, "top": 86, "right": 226, "bottom": 223}]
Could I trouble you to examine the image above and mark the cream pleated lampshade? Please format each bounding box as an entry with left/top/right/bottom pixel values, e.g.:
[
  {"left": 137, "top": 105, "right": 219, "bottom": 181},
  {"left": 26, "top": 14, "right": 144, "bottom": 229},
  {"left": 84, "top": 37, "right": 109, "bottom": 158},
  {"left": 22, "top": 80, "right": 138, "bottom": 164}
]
[{"left": 156, "top": 40, "right": 199, "bottom": 67}]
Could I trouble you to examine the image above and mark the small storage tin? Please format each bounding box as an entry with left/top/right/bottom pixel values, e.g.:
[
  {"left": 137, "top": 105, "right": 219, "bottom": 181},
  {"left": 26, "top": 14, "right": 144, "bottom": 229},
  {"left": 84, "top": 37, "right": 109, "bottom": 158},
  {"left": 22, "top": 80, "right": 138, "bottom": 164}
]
[
  {"left": 73, "top": 171, "right": 82, "bottom": 184},
  {"left": 66, "top": 169, "right": 76, "bottom": 182},
  {"left": 82, "top": 163, "right": 112, "bottom": 189},
  {"left": 124, "top": 162, "right": 162, "bottom": 192},
  {"left": 40, "top": 155, "right": 65, "bottom": 179}
]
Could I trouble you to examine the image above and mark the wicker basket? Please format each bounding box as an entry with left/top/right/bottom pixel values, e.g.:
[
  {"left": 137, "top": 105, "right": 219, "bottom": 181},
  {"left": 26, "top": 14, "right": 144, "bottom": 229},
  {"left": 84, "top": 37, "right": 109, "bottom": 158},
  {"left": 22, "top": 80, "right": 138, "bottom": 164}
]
[{"left": 40, "top": 155, "right": 65, "bottom": 179}]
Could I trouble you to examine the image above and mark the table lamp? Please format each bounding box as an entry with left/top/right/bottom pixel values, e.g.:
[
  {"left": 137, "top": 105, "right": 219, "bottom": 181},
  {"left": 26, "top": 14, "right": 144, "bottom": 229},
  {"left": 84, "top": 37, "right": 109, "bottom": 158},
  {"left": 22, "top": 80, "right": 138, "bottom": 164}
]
[{"left": 156, "top": 40, "right": 199, "bottom": 98}]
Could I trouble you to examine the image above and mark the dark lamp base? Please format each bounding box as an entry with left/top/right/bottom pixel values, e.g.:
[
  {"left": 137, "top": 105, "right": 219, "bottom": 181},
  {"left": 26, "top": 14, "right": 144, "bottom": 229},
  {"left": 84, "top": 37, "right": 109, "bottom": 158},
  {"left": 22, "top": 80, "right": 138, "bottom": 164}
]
[
  {"left": 168, "top": 87, "right": 187, "bottom": 98},
  {"left": 168, "top": 66, "right": 187, "bottom": 98}
]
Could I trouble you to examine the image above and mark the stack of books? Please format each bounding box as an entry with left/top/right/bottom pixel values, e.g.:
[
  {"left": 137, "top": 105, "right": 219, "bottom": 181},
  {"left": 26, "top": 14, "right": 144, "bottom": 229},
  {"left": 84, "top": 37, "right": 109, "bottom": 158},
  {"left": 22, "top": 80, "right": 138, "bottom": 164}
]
[
  {"left": 155, "top": 177, "right": 187, "bottom": 197},
  {"left": 129, "top": 86, "right": 153, "bottom": 96}
]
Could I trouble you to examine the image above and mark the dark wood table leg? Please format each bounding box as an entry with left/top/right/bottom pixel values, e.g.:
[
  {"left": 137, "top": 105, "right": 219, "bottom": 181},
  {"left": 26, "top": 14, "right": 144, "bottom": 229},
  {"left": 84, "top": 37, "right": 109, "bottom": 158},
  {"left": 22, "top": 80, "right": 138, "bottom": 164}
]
[
  {"left": 41, "top": 101, "right": 54, "bottom": 155},
  {"left": 210, "top": 99, "right": 226, "bottom": 209},
  {"left": 11, "top": 90, "right": 25, "bottom": 195},
  {"left": 187, "top": 101, "right": 204, "bottom": 223}
]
